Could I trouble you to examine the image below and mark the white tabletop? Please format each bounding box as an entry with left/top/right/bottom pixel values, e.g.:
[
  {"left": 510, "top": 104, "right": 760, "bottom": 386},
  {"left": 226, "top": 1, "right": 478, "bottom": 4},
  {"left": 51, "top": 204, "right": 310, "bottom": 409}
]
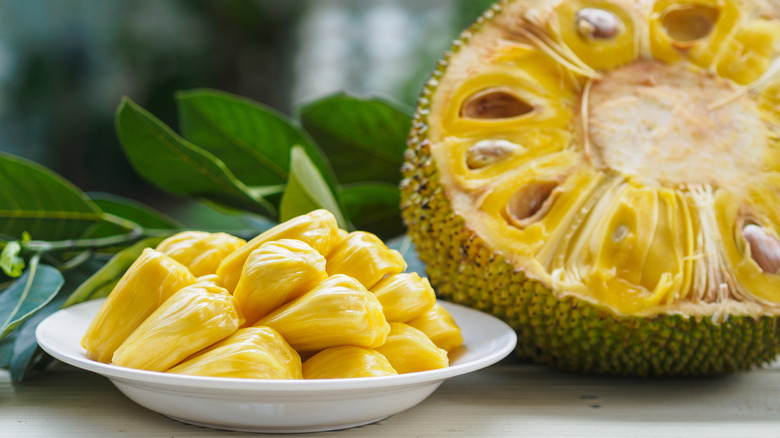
[{"left": 3, "top": 358, "right": 780, "bottom": 437}]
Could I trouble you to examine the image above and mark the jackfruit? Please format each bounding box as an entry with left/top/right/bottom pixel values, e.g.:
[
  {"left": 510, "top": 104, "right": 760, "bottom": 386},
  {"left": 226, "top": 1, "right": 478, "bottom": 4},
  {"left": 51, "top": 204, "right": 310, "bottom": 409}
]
[
  {"left": 233, "top": 239, "right": 328, "bottom": 325},
  {"left": 81, "top": 248, "right": 197, "bottom": 363},
  {"left": 168, "top": 326, "right": 302, "bottom": 379},
  {"left": 217, "top": 209, "right": 339, "bottom": 291},
  {"left": 370, "top": 273, "right": 436, "bottom": 322},
  {"left": 326, "top": 231, "right": 407, "bottom": 289},
  {"left": 400, "top": 0, "right": 780, "bottom": 375},
  {"left": 155, "top": 231, "right": 245, "bottom": 277},
  {"left": 302, "top": 346, "right": 397, "bottom": 379},
  {"left": 407, "top": 303, "right": 464, "bottom": 353},
  {"left": 195, "top": 274, "right": 223, "bottom": 288},
  {"left": 375, "top": 323, "right": 449, "bottom": 374},
  {"left": 112, "top": 283, "right": 243, "bottom": 372},
  {"left": 256, "top": 274, "right": 390, "bottom": 352}
]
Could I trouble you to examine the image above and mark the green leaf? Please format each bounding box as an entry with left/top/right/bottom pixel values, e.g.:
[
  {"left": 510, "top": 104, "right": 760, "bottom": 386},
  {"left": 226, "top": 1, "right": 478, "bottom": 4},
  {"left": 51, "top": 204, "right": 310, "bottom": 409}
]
[
  {"left": 116, "top": 97, "right": 276, "bottom": 218},
  {"left": 177, "top": 89, "right": 337, "bottom": 191},
  {"left": 8, "top": 296, "right": 65, "bottom": 381},
  {"left": 280, "top": 146, "right": 348, "bottom": 228},
  {"left": 0, "top": 331, "right": 15, "bottom": 368},
  {"left": 338, "top": 183, "right": 404, "bottom": 240},
  {"left": 299, "top": 93, "right": 412, "bottom": 185},
  {"left": 63, "top": 236, "right": 165, "bottom": 307},
  {"left": 6, "top": 256, "right": 107, "bottom": 380},
  {"left": 0, "top": 153, "right": 105, "bottom": 241},
  {"left": 87, "top": 192, "right": 181, "bottom": 237},
  {"left": 0, "top": 258, "right": 64, "bottom": 341},
  {"left": 0, "top": 241, "right": 24, "bottom": 277}
]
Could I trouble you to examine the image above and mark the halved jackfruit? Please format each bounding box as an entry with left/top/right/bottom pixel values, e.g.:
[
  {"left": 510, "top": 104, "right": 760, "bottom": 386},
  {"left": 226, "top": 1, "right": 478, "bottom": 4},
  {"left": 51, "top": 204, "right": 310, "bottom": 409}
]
[
  {"left": 81, "top": 248, "right": 197, "bottom": 363},
  {"left": 168, "top": 326, "right": 302, "bottom": 379},
  {"left": 401, "top": 0, "right": 780, "bottom": 375},
  {"left": 217, "top": 209, "right": 340, "bottom": 291},
  {"left": 256, "top": 274, "right": 390, "bottom": 352},
  {"left": 112, "top": 283, "right": 243, "bottom": 372},
  {"left": 302, "top": 346, "right": 397, "bottom": 379},
  {"left": 156, "top": 231, "right": 245, "bottom": 277},
  {"left": 233, "top": 239, "right": 328, "bottom": 325}
]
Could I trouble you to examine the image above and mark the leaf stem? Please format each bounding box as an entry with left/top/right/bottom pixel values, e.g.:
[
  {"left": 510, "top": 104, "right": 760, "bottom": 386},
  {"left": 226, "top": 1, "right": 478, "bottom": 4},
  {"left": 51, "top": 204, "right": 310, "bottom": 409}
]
[
  {"left": 24, "top": 214, "right": 173, "bottom": 254},
  {"left": 57, "top": 250, "right": 95, "bottom": 272}
]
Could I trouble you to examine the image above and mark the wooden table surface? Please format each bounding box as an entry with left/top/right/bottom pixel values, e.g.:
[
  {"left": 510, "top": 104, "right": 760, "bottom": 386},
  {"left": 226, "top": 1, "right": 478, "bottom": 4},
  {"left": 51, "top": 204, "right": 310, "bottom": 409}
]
[{"left": 3, "top": 357, "right": 780, "bottom": 437}]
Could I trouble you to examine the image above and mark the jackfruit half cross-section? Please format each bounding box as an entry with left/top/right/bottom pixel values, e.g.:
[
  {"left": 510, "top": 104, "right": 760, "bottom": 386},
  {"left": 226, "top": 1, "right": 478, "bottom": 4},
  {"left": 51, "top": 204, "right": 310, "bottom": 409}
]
[{"left": 401, "top": 0, "right": 780, "bottom": 375}]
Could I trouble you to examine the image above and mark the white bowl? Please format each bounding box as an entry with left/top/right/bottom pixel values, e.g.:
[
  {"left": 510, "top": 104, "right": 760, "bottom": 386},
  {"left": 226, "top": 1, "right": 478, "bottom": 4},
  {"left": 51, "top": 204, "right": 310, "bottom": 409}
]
[{"left": 36, "top": 298, "right": 516, "bottom": 433}]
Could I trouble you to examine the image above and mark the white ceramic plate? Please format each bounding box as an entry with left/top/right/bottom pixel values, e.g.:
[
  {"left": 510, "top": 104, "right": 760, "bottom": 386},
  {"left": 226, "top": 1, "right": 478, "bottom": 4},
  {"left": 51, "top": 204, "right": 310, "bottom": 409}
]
[{"left": 36, "top": 298, "right": 516, "bottom": 433}]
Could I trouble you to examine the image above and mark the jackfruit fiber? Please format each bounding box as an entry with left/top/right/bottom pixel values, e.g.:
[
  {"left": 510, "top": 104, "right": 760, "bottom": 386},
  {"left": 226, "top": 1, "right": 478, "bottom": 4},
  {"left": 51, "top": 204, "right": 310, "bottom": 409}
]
[
  {"left": 168, "top": 326, "right": 302, "bottom": 379},
  {"left": 302, "top": 346, "right": 397, "bottom": 379},
  {"left": 81, "top": 248, "right": 197, "bottom": 363},
  {"left": 401, "top": 0, "right": 780, "bottom": 375},
  {"left": 112, "top": 282, "right": 243, "bottom": 372},
  {"left": 233, "top": 239, "right": 328, "bottom": 325}
]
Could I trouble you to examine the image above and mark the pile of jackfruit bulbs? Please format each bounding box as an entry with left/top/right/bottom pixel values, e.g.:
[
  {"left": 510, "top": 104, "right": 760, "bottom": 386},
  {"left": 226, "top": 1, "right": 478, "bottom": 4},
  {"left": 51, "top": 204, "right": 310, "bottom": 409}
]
[{"left": 81, "top": 210, "right": 463, "bottom": 380}]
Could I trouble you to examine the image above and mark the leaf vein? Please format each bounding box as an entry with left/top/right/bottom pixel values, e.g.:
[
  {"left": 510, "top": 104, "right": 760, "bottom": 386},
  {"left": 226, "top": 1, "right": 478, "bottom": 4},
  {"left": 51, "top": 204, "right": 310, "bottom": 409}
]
[{"left": 194, "top": 101, "right": 288, "bottom": 180}]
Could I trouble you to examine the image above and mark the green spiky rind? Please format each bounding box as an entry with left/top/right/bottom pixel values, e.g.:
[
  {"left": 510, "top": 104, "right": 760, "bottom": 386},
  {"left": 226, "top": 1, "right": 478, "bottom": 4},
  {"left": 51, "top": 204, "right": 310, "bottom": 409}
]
[{"left": 400, "top": 0, "right": 780, "bottom": 376}]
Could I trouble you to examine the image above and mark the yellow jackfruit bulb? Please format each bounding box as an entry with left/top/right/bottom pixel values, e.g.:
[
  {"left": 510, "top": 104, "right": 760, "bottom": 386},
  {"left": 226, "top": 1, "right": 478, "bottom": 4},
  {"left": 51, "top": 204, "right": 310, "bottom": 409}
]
[
  {"left": 407, "top": 303, "right": 464, "bottom": 353},
  {"left": 168, "top": 326, "right": 302, "bottom": 379},
  {"left": 256, "top": 274, "right": 390, "bottom": 352},
  {"left": 233, "top": 239, "right": 328, "bottom": 325},
  {"left": 195, "top": 274, "right": 223, "bottom": 288},
  {"left": 375, "top": 322, "right": 449, "bottom": 374},
  {"left": 326, "top": 231, "right": 407, "bottom": 289},
  {"left": 333, "top": 228, "right": 350, "bottom": 246},
  {"left": 217, "top": 209, "right": 340, "bottom": 291},
  {"left": 81, "top": 248, "right": 197, "bottom": 363},
  {"left": 155, "top": 231, "right": 245, "bottom": 277},
  {"left": 111, "top": 283, "right": 243, "bottom": 372},
  {"left": 369, "top": 273, "right": 436, "bottom": 322},
  {"left": 302, "top": 346, "right": 397, "bottom": 379}
]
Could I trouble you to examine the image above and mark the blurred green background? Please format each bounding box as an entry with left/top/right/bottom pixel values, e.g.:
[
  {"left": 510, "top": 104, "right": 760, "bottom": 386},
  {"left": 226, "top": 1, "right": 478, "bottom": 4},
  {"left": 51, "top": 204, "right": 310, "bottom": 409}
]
[{"left": 0, "top": 0, "right": 494, "bottom": 227}]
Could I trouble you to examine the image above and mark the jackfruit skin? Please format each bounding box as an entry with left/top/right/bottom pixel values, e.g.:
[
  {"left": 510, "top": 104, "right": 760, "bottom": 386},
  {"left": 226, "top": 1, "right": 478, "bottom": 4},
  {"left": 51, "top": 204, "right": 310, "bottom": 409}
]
[{"left": 399, "top": 3, "right": 780, "bottom": 376}]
